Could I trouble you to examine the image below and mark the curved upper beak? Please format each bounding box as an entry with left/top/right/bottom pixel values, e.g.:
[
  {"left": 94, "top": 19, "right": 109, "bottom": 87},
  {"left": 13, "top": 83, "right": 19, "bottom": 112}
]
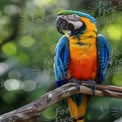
[{"left": 56, "top": 16, "right": 68, "bottom": 35}]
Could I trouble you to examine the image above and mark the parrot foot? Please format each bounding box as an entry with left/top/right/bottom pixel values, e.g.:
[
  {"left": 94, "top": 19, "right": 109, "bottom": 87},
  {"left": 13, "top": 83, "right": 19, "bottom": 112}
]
[
  {"left": 84, "top": 79, "right": 96, "bottom": 96},
  {"left": 68, "top": 78, "right": 81, "bottom": 91}
]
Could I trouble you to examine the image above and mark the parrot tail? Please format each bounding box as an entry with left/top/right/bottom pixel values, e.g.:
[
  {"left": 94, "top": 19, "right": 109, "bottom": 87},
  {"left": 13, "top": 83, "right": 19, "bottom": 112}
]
[
  {"left": 75, "top": 119, "right": 85, "bottom": 122},
  {"left": 73, "top": 116, "right": 85, "bottom": 122},
  {"left": 77, "top": 119, "right": 85, "bottom": 122},
  {"left": 68, "top": 95, "right": 87, "bottom": 122}
]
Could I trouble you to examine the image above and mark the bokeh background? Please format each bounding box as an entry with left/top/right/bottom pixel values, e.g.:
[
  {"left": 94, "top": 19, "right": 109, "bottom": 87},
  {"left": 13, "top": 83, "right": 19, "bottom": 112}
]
[{"left": 0, "top": 0, "right": 122, "bottom": 122}]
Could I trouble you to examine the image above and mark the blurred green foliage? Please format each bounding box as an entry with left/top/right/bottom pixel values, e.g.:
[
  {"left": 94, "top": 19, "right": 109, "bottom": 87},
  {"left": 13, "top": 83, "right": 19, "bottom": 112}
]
[{"left": 0, "top": 0, "right": 122, "bottom": 122}]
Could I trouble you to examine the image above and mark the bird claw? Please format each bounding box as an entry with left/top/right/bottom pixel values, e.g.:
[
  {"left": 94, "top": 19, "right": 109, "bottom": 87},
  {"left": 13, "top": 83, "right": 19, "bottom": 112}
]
[
  {"left": 85, "top": 79, "right": 96, "bottom": 96},
  {"left": 68, "top": 78, "right": 81, "bottom": 91},
  {"left": 68, "top": 78, "right": 96, "bottom": 95}
]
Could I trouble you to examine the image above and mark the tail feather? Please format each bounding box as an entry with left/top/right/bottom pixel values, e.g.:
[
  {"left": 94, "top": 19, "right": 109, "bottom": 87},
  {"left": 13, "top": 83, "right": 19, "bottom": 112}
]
[
  {"left": 77, "top": 119, "right": 85, "bottom": 122},
  {"left": 71, "top": 93, "right": 83, "bottom": 106},
  {"left": 73, "top": 118, "right": 85, "bottom": 122},
  {"left": 68, "top": 95, "right": 87, "bottom": 120}
]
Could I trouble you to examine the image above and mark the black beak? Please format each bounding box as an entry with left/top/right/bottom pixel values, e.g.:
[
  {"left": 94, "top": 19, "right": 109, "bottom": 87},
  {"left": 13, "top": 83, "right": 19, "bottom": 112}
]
[
  {"left": 56, "top": 17, "right": 68, "bottom": 35},
  {"left": 56, "top": 16, "right": 75, "bottom": 34}
]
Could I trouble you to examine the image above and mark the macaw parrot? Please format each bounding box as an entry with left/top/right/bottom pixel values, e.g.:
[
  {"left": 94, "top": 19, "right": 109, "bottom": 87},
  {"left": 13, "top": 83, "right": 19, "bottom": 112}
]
[{"left": 54, "top": 10, "right": 110, "bottom": 122}]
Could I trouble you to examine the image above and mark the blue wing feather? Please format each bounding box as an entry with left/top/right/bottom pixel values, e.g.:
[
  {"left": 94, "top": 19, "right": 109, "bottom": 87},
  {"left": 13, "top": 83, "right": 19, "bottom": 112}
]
[
  {"left": 96, "top": 34, "right": 110, "bottom": 84},
  {"left": 54, "top": 35, "right": 69, "bottom": 87},
  {"left": 54, "top": 36, "right": 82, "bottom": 106}
]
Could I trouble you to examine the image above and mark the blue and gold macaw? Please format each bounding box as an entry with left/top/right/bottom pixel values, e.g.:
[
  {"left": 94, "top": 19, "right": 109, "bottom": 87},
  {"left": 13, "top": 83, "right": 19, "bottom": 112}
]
[{"left": 54, "top": 10, "right": 110, "bottom": 122}]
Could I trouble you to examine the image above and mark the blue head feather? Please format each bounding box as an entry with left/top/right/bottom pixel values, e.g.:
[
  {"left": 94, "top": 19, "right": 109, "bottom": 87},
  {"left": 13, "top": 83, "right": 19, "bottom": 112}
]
[{"left": 58, "top": 10, "right": 96, "bottom": 24}]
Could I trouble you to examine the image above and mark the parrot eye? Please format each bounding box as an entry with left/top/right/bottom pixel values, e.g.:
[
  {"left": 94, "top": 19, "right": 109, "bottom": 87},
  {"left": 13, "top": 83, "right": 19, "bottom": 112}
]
[
  {"left": 67, "top": 14, "right": 80, "bottom": 21},
  {"left": 72, "top": 14, "right": 79, "bottom": 19}
]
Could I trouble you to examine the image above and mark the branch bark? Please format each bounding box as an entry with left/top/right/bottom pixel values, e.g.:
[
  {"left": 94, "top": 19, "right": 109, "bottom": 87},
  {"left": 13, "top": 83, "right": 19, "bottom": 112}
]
[{"left": 0, "top": 83, "right": 122, "bottom": 122}]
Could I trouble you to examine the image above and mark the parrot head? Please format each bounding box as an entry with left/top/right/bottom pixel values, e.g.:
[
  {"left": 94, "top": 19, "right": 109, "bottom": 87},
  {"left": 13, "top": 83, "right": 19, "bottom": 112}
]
[{"left": 56, "top": 10, "right": 97, "bottom": 35}]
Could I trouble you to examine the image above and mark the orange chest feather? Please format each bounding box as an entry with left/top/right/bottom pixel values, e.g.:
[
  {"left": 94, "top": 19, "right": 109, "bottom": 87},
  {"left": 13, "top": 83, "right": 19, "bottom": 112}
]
[{"left": 67, "top": 36, "right": 98, "bottom": 80}]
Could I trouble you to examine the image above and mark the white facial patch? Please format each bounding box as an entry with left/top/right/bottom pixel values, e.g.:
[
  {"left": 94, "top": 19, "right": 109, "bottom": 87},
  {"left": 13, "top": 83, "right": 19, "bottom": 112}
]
[{"left": 67, "top": 20, "right": 83, "bottom": 30}]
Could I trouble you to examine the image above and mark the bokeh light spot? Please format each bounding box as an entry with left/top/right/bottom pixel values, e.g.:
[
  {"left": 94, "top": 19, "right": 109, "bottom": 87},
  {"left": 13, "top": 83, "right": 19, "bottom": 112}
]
[
  {"left": 0, "top": 63, "right": 8, "bottom": 75},
  {"left": 19, "top": 36, "right": 35, "bottom": 47},
  {"left": 4, "top": 5, "right": 20, "bottom": 15},
  {"left": 8, "top": 70, "right": 22, "bottom": 79},
  {"left": 2, "top": 92, "right": 17, "bottom": 104},
  {"left": 16, "top": 52, "right": 29, "bottom": 64},
  {"left": 112, "top": 73, "right": 122, "bottom": 86},
  {"left": 2, "top": 42, "right": 17, "bottom": 56},
  {"left": 107, "top": 24, "right": 122, "bottom": 41},
  {"left": 22, "top": 80, "right": 36, "bottom": 91},
  {"left": 43, "top": 107, "right": 56, "bottom": 119},
  {"left": 4, "top": 79, "right": 21, "bottom": 91}
]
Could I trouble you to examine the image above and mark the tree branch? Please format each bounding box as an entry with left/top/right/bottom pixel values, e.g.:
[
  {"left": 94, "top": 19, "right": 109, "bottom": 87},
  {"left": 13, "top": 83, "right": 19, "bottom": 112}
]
[{"left": 0, "top": 83, "right": 122, "bottom": 122}]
